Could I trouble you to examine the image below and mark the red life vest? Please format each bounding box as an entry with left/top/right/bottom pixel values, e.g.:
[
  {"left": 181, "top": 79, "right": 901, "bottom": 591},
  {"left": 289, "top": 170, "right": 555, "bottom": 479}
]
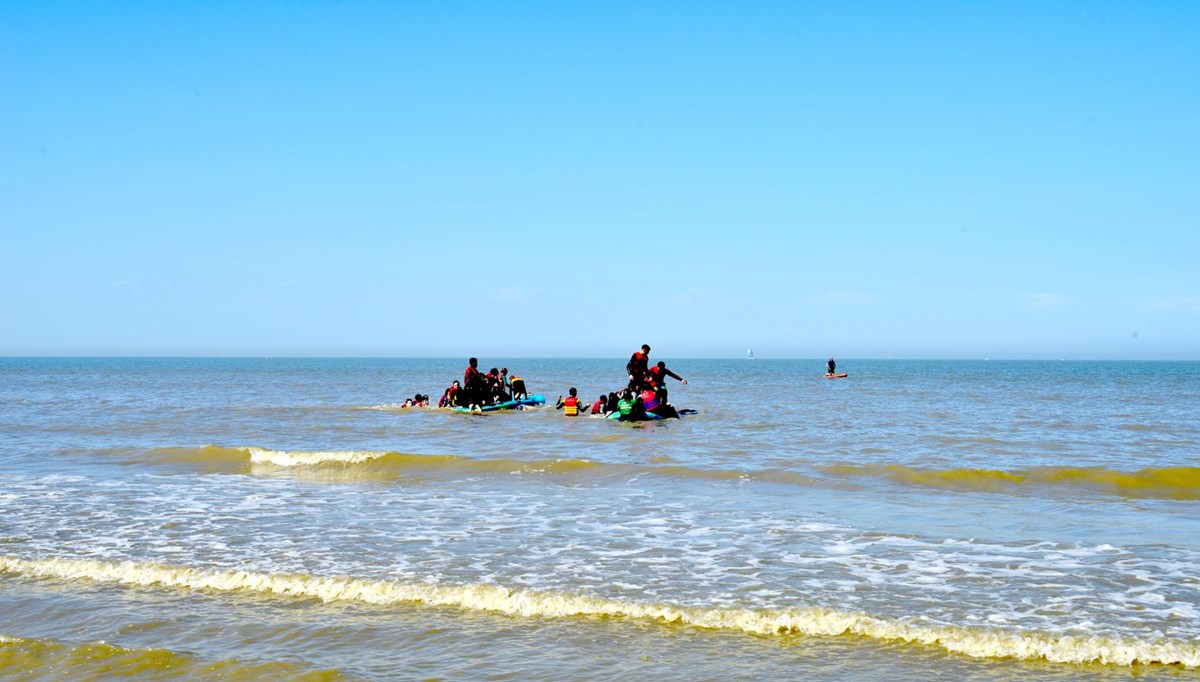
[
  {"left": 628, "top": 351, "right": 648, "bottom": 377},
  {"left": 563, "top": 396, "right": 580, "bottom": 416},
  {"left": 591, "top": 400, "right": 604, "bottom": 413},
  {"left": 464, "top": 365, "right": 481, "bottom": 387}
]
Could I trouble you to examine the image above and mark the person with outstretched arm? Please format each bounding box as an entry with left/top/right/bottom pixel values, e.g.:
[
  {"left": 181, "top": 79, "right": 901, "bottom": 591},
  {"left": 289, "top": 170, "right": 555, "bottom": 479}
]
[{"left": 648, "top": 361, "right": 687, "bottom": 387}]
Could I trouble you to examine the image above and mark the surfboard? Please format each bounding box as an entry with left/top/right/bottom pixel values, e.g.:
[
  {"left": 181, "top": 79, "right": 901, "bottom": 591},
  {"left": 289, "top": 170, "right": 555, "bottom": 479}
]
[{"left": 824, "top": 373, "right": 849, "bottom": 379}]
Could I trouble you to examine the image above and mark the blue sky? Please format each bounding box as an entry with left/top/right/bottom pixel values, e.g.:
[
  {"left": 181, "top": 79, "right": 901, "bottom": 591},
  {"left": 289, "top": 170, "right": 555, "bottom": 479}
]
[{"left": 2, "top": 2, "right": 1197, "bottom": 359}]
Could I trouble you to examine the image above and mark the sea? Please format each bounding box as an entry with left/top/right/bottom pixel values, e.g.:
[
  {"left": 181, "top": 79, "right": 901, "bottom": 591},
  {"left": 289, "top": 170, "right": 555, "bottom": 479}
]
[{"left": 1, "top": 357, "right": 1198, "bottom": 681}]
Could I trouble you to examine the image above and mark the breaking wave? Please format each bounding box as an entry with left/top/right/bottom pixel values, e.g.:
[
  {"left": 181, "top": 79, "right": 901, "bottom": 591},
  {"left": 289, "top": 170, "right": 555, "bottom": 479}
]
[
  {"left": 2, "top": 555, "right": 1196, "bottom": 668},
  {"left": 131, "top": 446, "right": 820, "bottom": 484}
]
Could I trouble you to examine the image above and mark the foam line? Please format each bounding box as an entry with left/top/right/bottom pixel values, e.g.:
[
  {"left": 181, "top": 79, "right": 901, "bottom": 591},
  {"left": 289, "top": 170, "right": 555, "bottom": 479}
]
[{"left": 1, "top": 555, "right": 1195, "bottom": 667}]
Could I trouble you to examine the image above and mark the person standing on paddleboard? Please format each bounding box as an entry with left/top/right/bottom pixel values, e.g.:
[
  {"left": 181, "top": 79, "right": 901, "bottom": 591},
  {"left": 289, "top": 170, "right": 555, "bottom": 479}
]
[
  {"left": 827, "top": 357, "right": 836, "bottom": 376},
  {"left": 627, "top": 344, "right": 651, "bottom": 388},
  {"left": 463, "top": 358, "right": 484, "bottom": 408}
]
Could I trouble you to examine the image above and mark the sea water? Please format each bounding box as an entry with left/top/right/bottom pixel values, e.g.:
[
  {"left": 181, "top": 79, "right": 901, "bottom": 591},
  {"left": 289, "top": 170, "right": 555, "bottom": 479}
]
[{"left": 0, "top": 357, "right": 1197, "bottom": 680}]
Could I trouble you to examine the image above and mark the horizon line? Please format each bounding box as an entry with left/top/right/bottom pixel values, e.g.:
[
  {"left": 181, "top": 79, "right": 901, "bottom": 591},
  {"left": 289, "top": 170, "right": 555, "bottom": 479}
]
[{"left": 1, "top": 355, "right": 1196, "bottom": 363}]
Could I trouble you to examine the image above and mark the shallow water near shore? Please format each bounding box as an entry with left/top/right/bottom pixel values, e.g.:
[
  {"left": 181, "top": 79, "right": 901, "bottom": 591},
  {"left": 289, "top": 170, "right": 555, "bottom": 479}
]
[{"left": 1, "top": 357, "right": 1198, "bottom": 679}]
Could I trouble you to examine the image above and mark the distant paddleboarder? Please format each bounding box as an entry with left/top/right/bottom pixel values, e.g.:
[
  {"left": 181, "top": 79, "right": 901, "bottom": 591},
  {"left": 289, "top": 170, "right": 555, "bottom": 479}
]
[{"left": 826, "top": 357, "right": 837, "bottom": 376}]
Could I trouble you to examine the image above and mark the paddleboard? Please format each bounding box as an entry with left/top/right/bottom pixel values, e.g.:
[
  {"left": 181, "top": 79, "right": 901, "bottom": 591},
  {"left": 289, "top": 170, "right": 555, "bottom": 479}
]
[
  {"left": 606, "top": 410, "right": 664, "bottom": 421},
  {"left": 452, "top": 394, "right": 546, "bottom": 413},
  {"left": 824, "top": 373, "right": 849, "bottom": 379}
]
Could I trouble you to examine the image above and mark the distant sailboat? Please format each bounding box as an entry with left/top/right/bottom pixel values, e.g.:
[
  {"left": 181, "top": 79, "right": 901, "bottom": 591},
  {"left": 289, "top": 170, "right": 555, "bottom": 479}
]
[{"left": 746, "top": 348, "right": 754, "bottom": 360}]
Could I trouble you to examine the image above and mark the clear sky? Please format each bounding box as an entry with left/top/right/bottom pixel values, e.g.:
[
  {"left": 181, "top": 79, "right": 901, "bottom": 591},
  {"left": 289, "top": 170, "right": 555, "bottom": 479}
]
[{"left": 2, "top": 2, "right": 1197, "bottom": 359}]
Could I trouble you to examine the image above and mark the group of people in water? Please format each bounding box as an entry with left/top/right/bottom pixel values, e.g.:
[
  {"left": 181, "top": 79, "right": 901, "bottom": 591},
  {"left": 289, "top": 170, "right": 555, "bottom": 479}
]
[
  {"left": 398, "top": 360, "right": 528, "bottom": 410},
  {"left": 555, "top": 344, "right": 689, "bottom": 420},
  {"left": 430, "top": 359, "right": 529, "bottom": 409},
  {"left": 400, "top": 348, "right": 838, "bottom": 414},
  {"left": 398, "top": 345, "right": 690, "bottom": 420}
]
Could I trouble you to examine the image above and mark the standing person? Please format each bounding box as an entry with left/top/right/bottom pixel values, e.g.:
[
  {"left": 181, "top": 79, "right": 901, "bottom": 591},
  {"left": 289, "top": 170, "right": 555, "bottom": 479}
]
[
  {"left": 648, "top": 361, "right": 687, "bottom": 387},
  {"left": 555, "top": 387, "right": 588, "bottom": 416},
  {"left": 826, "top": 357, "right": 837, "bottom": 376},
  {"left": 463, "top": 358, "right": 484, "bottom": 407},
  {"left": 627, "top": 344, "right": 651, "bottom": 387}
]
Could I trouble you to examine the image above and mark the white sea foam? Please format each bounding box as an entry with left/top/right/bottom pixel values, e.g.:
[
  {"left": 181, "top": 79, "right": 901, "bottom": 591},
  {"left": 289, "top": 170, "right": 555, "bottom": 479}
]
[
  {"left": 2, "top": 554, "right": 1197, "bottom": 668},
  {"left": 245, "top": 447, "right": 389, "bottom": 467}
]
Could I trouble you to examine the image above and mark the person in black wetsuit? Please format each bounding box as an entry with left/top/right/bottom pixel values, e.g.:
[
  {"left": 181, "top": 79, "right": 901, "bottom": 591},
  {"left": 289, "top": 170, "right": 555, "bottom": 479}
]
[
  {"left": 826, "top": 357, "right": 836, "bottom": 376},
  {"left": 463, "top": 358, "right": 484, "bottom": 407},
  {"left": 510, "top": 375, "right": 528, "bottom": 400},
  {"left": 605, "top": 392, "right": 620, "bottom": 415},
  {"left": 485, "top": 367, "right": 509, "bottom": 404},
  {"left": 648, "top": 361, "right": 686, "bottom": 387},
  {"left": 627, "top": 344, "right": 651, "bottom": 389}
]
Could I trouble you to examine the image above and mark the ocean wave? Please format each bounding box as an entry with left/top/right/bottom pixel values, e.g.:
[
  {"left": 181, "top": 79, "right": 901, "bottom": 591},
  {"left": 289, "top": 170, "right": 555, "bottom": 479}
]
[
  {"left": 2, "top": 555, "right": 1196, "bottom": 668},
  {"left": 134, "top": 446, "right": 823, "bottom": 484},
  {"left": 128, "top": 447, "right": 1200, "bottom": 499},
  {"left": 822, "top": 464, "right": 1200, "bottom": 500},
  {"left": 0, "top": 629, "right": 342, "bottom": 680},
  {"left": 245, "top": 447, "right": 604, "bottom": 474}
]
